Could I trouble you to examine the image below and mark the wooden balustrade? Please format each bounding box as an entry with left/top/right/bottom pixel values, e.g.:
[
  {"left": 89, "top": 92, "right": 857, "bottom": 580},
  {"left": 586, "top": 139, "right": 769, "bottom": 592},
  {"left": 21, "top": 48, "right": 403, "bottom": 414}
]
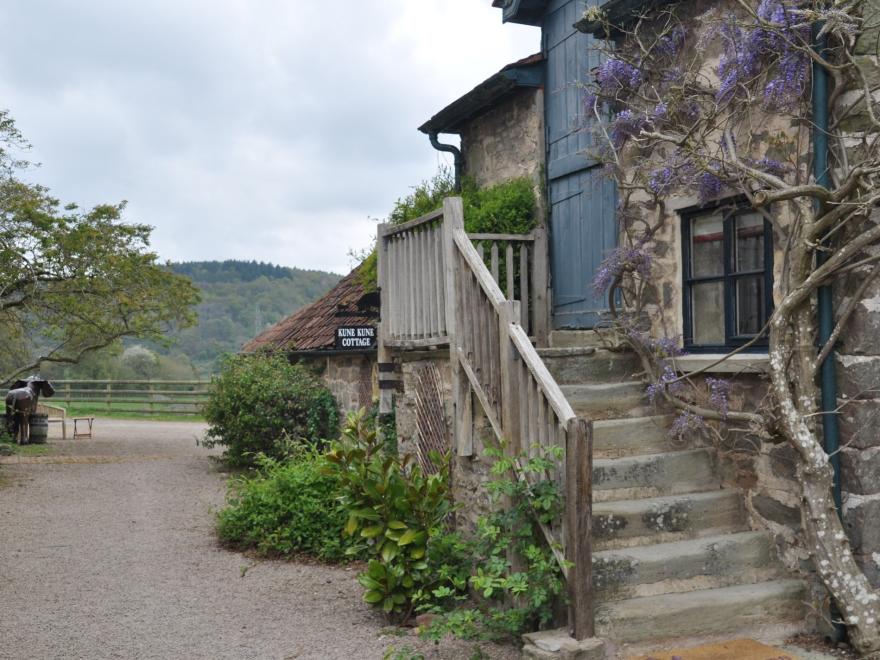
[
  {"left": 377, "top": 196, "right": 594, "bottom": 640},
  {"left": 470, "top": 231, "right": 549, "bottom": 341},
  {"left": 378, "top": 209, "right": 448, "bottom": 348}
]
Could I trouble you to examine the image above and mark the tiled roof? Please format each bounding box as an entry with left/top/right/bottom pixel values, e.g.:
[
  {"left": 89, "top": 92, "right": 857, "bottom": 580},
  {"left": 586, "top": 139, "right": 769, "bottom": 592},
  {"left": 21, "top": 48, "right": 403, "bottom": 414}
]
[{"left": 241, "top": 265, "right": 377, "bottom": 353}]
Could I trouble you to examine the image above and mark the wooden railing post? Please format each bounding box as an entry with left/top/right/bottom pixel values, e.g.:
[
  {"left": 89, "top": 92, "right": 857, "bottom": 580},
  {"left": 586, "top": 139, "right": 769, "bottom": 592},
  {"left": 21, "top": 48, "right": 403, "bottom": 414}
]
[
  {"left": 106, "top": 383, "right": 112, "bottom": 414},
  {"left": 443, "top": 197, "right": 471, "bottom": 457},
  {"left": 532, "top": 224, "right": 551, "bottom": 347},
  {"left": 377, "top": 223, "right": 394, "bottom": 417},
  {"left": 566, "top": 417, "right": 594, "bottom": 640},
  {"left": 375, "top": 222, "right": 400, "bottom": 451},
  {"left": 498, "top": 300, "right": 521, "bottom": 455}
]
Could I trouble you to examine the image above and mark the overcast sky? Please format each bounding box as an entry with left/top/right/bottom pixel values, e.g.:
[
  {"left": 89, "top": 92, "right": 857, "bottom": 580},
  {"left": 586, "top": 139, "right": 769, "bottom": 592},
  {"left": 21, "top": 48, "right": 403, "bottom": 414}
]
[{"left": 0, "top": 1, "right": 538, "bottom": 274}]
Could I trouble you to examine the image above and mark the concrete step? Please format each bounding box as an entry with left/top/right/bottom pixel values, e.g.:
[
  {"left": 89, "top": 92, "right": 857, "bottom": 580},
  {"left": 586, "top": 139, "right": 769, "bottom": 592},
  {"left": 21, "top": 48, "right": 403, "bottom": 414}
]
[
  {"left": 595, "top": 579, "right": 806, "bottom": 644},
  {"left": 593, "top": 531, "right": 780, "bottom": 601},
  {"left": 593, "top": 415, "right": 677, "bottom": 458},
  {"left": 537, "top": 347, "right": 642, "bottom": 385},
  {"left": 593, "top": 449, "right": 718, "bottom": 502},
  {"left": 592, "top": 489, "right": 747, "bottom": 551},
  {"left": 561, "top": 382, "right": 654, "bottom": 419},
  {"left": 548, "top": 330, "right": 604, "bottom": 348}
]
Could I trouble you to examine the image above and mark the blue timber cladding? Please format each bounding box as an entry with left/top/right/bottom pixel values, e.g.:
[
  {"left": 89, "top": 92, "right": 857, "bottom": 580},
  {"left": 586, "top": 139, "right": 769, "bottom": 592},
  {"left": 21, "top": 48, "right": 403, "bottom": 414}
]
[
  {"left": 544, "top": 0, "right": 617, "bottom": 328},
  {"left": 496, "top": 0, "right": 618, "bottom": 328}
]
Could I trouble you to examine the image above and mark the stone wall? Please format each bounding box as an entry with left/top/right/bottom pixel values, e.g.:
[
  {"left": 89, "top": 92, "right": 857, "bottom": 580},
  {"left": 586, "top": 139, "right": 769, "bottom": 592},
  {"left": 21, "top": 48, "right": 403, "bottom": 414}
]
[
  {"left": 310, "top": 353, "right": 376, "bottom": 416},
  {"left": 459, "top": 88, "right": 546, "bottom": 218},
  {"left": 837, "top": 273, "right": 880, "bottom": 587}
]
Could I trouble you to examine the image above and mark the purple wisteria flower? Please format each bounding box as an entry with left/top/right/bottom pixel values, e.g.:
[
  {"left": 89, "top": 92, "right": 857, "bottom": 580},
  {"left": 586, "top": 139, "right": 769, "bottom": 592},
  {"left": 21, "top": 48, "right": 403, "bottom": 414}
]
[
  {"left": 698, "top": 169, "right": 723, "bottom": 202},
  {"left": 655, "top": 26, "right": 687, "bottom": 57},
  {"left": 591, "top": 242, "right": 653, "bottom": 295},
  {"left": 596, "top": 58, "right": 642, "bottom": 95},
  {"left": 763, "top": 51, "right": 808, "bottom": 109},
  {"left": 670, "top": 411, "right": 707, "bottom": 440},
  {"left": 652, "top": 102, "right": 668, "bottom": 121},
  {"left": 609, "top": 109, "right": 648, "bottom": 148},
  {"left": 648, "top": 335, "right": 686, "bottom": 358},
  {"left": 706, "top": 377, "right": 731, "bottom": 419},
  {"left": 647, "top": 364, "right": 684, "bottom": 404},
  {"left": 648, "top": 166, "right": 675, "bottom": 195},
  {"left": 751, "top": 157, "right": 790, "bottom": 176},
  {"left": 715, "top": 2, "right": 810, "bottom": 108}
]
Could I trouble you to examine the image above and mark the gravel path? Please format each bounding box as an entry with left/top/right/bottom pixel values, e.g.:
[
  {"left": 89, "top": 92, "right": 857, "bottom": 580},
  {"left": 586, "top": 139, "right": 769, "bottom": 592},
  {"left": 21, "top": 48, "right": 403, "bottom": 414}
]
[{"left": 0, "top": 420, "right": 520, "bottom": 660}]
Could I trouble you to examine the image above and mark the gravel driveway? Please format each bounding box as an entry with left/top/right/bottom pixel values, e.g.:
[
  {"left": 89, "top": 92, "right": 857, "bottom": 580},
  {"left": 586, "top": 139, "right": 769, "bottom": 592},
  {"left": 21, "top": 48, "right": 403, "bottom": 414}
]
[{"left": 0, "top": 420, "right": 520, "bottom": 660}]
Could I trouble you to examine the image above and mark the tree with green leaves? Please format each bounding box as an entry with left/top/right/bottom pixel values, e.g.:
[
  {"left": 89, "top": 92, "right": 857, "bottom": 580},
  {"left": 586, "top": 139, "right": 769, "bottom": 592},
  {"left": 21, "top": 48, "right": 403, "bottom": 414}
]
[{"left": 0, "top": 109, "right": 200, "bottom": 384}]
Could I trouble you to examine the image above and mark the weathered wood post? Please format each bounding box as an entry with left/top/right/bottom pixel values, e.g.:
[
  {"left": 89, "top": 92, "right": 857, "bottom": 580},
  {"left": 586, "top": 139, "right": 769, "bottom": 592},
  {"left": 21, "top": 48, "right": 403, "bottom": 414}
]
[
  {"left": 565, "top": 417, "right": 594, "bottom": 640},
  {"left": 376, "top": 222, "right": 397, "bottom": 454},
  {"left": 443, "top": 197, "right": 471, "bottom": 456},
  {"left": 532, "top": 224, "right": 551, "bottom": 347},
  {"left": 498, "top": 299, "right": 521, "bottom": 455},
  {"left": 106, "top": 382, "right": 112, "bottom": 415}
]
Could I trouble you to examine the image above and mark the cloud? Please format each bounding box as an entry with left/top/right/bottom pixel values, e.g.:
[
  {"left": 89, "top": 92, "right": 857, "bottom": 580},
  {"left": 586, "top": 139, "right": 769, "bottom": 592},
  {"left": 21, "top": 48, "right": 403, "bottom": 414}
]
[{"left": 0, "top": 1, "right": 538, "bottom": 273}]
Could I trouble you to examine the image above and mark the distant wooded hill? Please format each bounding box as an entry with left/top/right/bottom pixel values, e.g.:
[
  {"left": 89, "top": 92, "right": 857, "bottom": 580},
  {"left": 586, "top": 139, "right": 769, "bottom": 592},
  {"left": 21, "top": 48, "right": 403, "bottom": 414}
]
[{"left": 166, "top": 260, "right": 341, "bottom": 373}]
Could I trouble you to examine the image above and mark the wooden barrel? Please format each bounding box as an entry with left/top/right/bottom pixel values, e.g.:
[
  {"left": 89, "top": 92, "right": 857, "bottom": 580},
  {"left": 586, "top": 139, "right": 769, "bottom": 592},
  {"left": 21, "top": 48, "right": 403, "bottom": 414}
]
[{"left": 29, "top": 413, "right": 49, "bottom": 444}]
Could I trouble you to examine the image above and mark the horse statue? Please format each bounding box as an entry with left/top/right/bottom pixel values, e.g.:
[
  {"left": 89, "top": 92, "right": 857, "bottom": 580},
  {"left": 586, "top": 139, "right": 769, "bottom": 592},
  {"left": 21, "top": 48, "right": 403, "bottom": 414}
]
[{"left": 5, "top": 376, "right": 55, "bottom": 445}]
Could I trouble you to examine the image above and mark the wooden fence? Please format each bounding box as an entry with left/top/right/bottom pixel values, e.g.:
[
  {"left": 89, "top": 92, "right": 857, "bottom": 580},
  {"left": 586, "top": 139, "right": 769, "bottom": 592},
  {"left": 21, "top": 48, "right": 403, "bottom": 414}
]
[
  {"left": 53, "top": 380, "right": 210, "bottom": 417},
  {"left": 377, "top": 197, "right": 594, "bottom": 640}
]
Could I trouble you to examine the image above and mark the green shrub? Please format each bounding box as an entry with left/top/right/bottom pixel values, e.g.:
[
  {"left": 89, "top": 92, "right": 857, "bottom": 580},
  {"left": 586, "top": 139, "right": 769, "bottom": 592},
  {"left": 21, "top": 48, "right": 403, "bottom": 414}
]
[
  {"left": 323, "top": 409, "right": 458, "bottom": 621},
  {"left": 323, "top": 410, "right": 565, "bottom": 637},
  {"left": 461, "top": 177, "right": 537, "bottom": 235},
  {"left": 216, "top": 452, "right": 356, "bottom": 561},
  {"left": 418, "top": 445, "right": 569, "bottom": 642},
  {"left": 203, "top": 352, "right": 338, "bottom": 466}
]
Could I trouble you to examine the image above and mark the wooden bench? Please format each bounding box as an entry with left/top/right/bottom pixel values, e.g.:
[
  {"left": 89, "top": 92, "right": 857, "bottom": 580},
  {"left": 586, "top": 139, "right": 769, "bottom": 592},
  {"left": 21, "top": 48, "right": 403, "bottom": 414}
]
[
  {"left": 35, "top": 403, "right": 67, "bottom": 440},
  {"left": 72, "top": 417, "right": 94, "bottom": 439}
]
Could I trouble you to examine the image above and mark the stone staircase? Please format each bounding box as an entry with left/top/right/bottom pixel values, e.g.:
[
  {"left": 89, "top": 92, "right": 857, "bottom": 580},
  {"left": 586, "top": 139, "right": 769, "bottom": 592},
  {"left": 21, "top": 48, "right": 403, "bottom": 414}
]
[{"left": 538, "top": 332, "right": 807, "bottom": 647}]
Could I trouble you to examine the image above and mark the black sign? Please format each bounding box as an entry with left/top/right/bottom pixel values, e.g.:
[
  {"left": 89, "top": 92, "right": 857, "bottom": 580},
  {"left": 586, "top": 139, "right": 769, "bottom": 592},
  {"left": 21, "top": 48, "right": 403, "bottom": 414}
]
[{"left": 335, "top": 325, "right": 377, "bottom": 350}]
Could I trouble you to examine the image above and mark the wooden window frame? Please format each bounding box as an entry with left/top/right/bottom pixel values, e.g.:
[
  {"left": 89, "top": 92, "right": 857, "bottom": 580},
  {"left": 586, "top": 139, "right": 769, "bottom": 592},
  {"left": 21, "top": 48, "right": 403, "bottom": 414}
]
[{"left": 681, "top": 200, "right": 774, "bottom": 352}]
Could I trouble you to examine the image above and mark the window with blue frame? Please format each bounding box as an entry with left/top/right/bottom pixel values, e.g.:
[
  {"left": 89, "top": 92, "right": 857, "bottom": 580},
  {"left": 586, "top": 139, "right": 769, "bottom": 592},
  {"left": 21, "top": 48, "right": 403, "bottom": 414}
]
[{"left": 682, "top": 202, "right": 773, "bottom": 351}]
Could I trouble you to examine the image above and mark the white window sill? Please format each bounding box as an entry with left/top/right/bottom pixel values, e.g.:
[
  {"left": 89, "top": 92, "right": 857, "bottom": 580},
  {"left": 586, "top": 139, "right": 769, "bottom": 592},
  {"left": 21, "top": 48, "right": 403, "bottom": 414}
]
[{"left": 675, "top": 353, "right": 770, "bottom": 374}]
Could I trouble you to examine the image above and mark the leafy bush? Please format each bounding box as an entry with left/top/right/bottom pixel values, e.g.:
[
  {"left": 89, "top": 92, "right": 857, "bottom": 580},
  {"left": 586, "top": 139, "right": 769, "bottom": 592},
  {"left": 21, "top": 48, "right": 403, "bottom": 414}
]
[
  {"left": 216, "top": 451, "right": 357, "bottom": 561},
  {"left": 418, "top": 446, "right": 568, "bottom": 642},
  {"left": 461, "top": 177, "right": 537, "bottom": 235},
  {"left": 203, "top": 353, "right": 338, "bottom": 466},
  {"left": 323, "top": 409, "right": 457, "bottom": 620},
  {"left": 389, "top": 167, "right": 458, "bottom": 225}
]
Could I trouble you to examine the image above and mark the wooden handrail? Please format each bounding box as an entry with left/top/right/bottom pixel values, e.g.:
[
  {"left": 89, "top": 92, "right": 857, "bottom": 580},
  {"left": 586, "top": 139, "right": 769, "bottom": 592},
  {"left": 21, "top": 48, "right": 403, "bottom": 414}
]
[
  {"left": 507, "top": 324, "right": 576, "bottom": 426},
  {"left": 468, "top": 231, "right": 536, "bottom": 242},
  {"left": 380, "top": 208, "right": 444, "bottom": 237},
  {"left": 453, "top": 228, "right": 507, "bottom": 310}
]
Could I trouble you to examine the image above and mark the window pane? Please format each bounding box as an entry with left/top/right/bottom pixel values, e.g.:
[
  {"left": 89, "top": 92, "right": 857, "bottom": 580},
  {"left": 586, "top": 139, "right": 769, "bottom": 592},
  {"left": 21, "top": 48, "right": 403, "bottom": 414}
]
[
  {"left": 735, "top": 212, "right": 764, "bottom": 272},
  {"left": 736, "top": 275, "right": 765, "bottom": 336},
  {"left": 691, "top": 214, "right": 724, "bottom": 277},
  {"left": 692, "top": 281, "right": 725, "bottom": 344}
]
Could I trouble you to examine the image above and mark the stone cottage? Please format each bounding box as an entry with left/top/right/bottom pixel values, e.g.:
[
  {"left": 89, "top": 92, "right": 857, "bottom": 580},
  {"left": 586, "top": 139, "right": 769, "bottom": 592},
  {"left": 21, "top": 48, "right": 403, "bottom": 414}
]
[{"left": 243, "top": 266, "right": 378, "bottom": 415}]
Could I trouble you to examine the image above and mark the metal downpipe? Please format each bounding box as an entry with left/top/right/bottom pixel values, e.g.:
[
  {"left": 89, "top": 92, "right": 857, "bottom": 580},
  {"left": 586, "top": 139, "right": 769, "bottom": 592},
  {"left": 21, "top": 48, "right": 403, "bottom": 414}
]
[{"left": 427, "top": 132, "right": 463, "bottom": 193}]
